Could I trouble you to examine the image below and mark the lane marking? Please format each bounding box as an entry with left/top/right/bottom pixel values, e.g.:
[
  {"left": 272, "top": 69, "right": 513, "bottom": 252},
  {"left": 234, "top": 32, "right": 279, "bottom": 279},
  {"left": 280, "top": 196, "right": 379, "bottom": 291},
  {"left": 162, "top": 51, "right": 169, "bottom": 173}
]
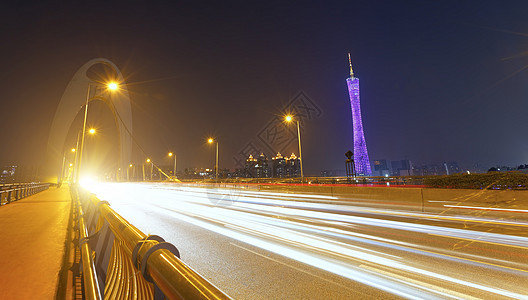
[
  {"left": 359, "top": 264, "right": 479, "bottom": 300},
  {"left": 359, "top": 209, "right": 528, "bottom": 227},
  {"left": 427, "top": 233, "right": 528, "bottom": 268},
  {"left": 229, "top": 242, "right": 360, "bottom": 294},
  {"left": 443, "top": 205, "right": 528, "bottom": 213}
]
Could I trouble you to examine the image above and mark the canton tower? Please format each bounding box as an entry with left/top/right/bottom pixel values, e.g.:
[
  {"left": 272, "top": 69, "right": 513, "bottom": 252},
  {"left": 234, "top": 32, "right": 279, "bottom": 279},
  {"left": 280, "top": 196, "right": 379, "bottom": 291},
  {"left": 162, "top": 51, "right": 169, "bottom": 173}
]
[{"left": 346, "top": 53, "right": 372, "bottom": 176}]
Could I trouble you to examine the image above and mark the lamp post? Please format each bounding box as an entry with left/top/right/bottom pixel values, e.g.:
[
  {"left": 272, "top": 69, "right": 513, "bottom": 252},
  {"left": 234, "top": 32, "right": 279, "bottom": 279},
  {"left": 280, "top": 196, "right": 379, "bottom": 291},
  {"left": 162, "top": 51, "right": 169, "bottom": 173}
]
[
  {"left": 76, "top": 81, "right": 119, "bottom": 184},
  {"left": 207, "top": 138, "right": 219, "bottom": 180},
  {"left": 168, "top": 152, "right": 177, "bottom": 180},
  {"left": 285, "top": 115, "right": 304, "bottom": 183},
  {"left": 73, "top": 131, "right": 81, "bottom": 183},
  {"left": 127, "top": 164, "right": 133, "bottom": 181},
  {"left": 60, "top": 147, "right": 76, "bottom": 183},
  {"left": 146, "top": 158, "right": 153, "bottom": 181},
  {"left": 75, "top": 128, "right": 96, "bottom": 183}
]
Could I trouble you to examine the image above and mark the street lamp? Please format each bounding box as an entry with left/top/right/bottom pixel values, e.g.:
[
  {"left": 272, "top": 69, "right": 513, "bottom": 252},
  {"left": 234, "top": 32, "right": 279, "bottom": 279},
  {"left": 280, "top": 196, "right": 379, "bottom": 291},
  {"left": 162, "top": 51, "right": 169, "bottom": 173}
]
[
  {"left": 77, "top": 81, "right": 119, "bottom": 183},
  {"left": 146, "top": 158, "right": 153, "bottom": 181},
  {"left": 127, "top": 164, "right": 132, "bottom": 181},
  {"left": 126, "top": 163, "right": 134, "bottom": 181},
  {"left": 208, "top": 138, "right": 219, "bottom": 180},
  {"left": 168, "top": 152, "right": 177, "bottom": 180},
  {"left": 60, "top": 147, "right": 78, "bottom": 183},
  {"left": 75, "top": 127, "right": 97, "bottom": 183},
  {"left": 284, "top": 114, "right": 304, "bottom": 183}
]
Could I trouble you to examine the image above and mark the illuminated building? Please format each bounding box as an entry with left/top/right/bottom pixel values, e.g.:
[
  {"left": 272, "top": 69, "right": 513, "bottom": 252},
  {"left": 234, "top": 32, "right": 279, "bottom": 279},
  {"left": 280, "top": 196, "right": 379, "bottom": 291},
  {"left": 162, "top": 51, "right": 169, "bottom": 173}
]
[
  {"left": 272, "top": 152, "right": 287, "bottom": 178},
  {"left": 346, "top": 54, "right": 372, "bottom": 176},
  {"left": 244, "top": 154, "right": 258, "bottom": 178},
  {"left": 244, "top": 154, "right": 271, "bottom": 178},
  {"left": 271, "top": 153, "right": 300, "bottom": 178},
  {"left": 287, "top": 153, "right": 301, "bottom": 177},
  {"left": 242, "top": 153, "right": 301, "bottom": 178},
  {"left": 256, "top": 154, "right": 270, "bottom": 178}
]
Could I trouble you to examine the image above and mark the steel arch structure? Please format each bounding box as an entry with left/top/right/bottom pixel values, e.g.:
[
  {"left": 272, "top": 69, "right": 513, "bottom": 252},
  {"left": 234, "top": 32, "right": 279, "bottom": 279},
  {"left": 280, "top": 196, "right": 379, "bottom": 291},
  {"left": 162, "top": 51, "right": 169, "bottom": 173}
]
[{"left": 44, "top": 58, "right": 132, "bottom": 183}]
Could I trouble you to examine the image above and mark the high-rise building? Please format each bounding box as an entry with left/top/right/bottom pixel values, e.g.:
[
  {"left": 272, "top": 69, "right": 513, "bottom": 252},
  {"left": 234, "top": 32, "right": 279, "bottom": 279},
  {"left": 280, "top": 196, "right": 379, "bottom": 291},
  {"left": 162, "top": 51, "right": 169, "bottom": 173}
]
[
  {"left": 271, "top": 152, "right": 287, "bottom": 178},
  {"left": 270, "top": 152, "right": 300, "bottom": 178},
  {"left": 373, "top": 159, "right": 390, "bottom": 177},
  {"left": 346, "top": 54, "right": 371, "bottom": 176},
  {"left": 255, "top": 153, "right": 270, "bottom": 178},
  {"left": 244, "top": 154, "right": 257, "bottom": 178}
]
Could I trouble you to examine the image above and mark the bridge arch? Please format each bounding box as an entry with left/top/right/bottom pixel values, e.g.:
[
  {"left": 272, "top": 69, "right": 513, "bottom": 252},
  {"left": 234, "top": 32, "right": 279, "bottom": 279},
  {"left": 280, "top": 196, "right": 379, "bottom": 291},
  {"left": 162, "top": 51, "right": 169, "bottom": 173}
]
[{"left": 45, "top": 58, "right": 132, "bottom": 183}]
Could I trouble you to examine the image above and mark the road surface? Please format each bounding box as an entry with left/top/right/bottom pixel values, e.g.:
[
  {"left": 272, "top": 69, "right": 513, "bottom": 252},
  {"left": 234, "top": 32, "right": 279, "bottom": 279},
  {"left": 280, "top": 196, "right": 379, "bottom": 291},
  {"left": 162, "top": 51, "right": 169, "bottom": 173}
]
[{"left": 84, "top": 182, "right": 528, "bottom": 299}]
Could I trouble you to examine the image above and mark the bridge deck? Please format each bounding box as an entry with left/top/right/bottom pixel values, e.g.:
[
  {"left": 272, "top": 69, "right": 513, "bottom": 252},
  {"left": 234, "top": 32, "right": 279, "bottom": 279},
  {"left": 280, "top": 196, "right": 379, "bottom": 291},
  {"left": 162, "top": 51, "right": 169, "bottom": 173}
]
[{"left": 0, "top": 185, "right": 71, "bottom": 299}]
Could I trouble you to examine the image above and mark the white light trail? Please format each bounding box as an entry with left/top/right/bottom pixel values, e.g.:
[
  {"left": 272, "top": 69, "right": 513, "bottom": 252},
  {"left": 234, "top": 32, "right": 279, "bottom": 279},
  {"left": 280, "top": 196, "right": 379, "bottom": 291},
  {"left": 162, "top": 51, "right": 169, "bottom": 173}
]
[{"left": 85, "top": 183, "right": 528, "bottom": 299}]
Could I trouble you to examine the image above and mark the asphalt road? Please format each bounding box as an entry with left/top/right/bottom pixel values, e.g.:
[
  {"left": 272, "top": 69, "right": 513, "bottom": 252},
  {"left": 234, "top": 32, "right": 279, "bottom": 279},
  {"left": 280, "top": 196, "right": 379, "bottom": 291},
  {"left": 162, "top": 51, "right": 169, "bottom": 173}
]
[{"left": 84, "top": 182, "right": 528, "bottom": 299}]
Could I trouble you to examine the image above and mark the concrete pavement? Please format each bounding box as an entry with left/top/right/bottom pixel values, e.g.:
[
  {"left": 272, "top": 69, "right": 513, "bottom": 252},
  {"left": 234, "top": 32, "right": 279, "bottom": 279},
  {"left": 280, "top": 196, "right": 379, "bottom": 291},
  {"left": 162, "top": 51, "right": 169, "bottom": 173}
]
[{"left": 0, "top": 185, "right": 72, "bottom": 299}]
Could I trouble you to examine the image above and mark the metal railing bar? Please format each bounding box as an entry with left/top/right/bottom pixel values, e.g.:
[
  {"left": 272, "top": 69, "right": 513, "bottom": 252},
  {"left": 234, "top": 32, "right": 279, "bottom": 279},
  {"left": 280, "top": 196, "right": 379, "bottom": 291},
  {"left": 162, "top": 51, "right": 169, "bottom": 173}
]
[
  {"left": 89, "top": 194, "right": 231, "bottom": 299},
  {"left": 78, "top": 201, "right": 102, "bottom": 300}
]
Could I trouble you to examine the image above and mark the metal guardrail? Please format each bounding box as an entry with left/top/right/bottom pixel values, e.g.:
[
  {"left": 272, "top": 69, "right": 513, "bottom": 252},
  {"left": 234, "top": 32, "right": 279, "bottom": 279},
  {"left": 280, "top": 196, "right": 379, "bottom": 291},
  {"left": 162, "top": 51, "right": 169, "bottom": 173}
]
[
  {"left": 0, "top": 183, "right": 50, "bottom": 205},
  {"left": 72, "top": 186, "right": 231, "bottom": 300}
]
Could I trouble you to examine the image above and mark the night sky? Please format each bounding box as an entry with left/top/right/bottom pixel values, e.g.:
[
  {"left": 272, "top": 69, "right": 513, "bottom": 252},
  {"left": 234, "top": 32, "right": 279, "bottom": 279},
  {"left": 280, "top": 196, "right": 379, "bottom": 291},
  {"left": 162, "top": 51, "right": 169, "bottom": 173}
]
[{"left": 1, "top": 1, "right": 528, "bottom": 175}]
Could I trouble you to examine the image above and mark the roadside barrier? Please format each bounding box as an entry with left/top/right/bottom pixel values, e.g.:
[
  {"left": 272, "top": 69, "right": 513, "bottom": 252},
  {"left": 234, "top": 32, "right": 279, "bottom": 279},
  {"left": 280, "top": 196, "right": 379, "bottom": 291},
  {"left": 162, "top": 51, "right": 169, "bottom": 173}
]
[
  {"left": 72, "top": 186, "right": 231, "bottom": 300},
  {"left": 180, "top": 175, "right": 426, "bottom": 186},
  {"left": 0, "top": 183, "right": 50, "bottom": 205}
]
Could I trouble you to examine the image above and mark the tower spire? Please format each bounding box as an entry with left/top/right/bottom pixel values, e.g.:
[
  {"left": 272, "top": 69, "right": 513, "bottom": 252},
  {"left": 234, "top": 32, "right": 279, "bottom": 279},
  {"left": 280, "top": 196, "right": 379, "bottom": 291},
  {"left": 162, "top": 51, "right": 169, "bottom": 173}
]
[{"left": 348, "top": 53, "right": 354, "bottom": 77}]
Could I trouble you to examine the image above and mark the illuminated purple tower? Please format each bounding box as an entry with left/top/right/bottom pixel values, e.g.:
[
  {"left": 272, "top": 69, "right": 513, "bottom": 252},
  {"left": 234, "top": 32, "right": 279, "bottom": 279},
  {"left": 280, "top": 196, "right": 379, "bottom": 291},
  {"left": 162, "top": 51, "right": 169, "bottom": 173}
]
[{"left": 346, "top": 53, "right": 372, "bottom": 176}]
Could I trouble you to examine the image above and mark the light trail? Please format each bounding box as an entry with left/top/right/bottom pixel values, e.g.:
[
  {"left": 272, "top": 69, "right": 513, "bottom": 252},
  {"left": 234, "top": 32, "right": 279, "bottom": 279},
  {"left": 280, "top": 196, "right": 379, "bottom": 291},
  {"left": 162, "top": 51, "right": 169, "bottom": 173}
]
[
  {"left": 443, "top": 204, "right": 528, "bottom": 213},
  {"left": 83, "top": 182, "right": 528, "bottom": 299}
]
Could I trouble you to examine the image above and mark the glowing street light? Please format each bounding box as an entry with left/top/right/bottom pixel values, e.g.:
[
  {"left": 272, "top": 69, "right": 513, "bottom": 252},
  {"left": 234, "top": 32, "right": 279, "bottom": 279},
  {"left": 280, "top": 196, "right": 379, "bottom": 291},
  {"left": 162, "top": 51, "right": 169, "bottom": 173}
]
[
  {"left": 208, "top": 138, "right": 219, "bottom": 180},
  {"left": 168, "top": 152, "right": 177, "bottom": 180},
  {"left": 146, "top": 158, "right": 153, "bottom": 181},
  {"left": 284, "top": 114, "right": 304, "bottom": 183},
  {"left": 88, "top": 128, "right": 96, "bottom": 135},
  {"left": 61, "top": 146, "right": 77, "bottom": 183},
  {"left": 127, "top": 163, "right": 133, "bottom": 181},
  {"left": 107, "top": 82, "right": 119, "bottom": 91}
]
